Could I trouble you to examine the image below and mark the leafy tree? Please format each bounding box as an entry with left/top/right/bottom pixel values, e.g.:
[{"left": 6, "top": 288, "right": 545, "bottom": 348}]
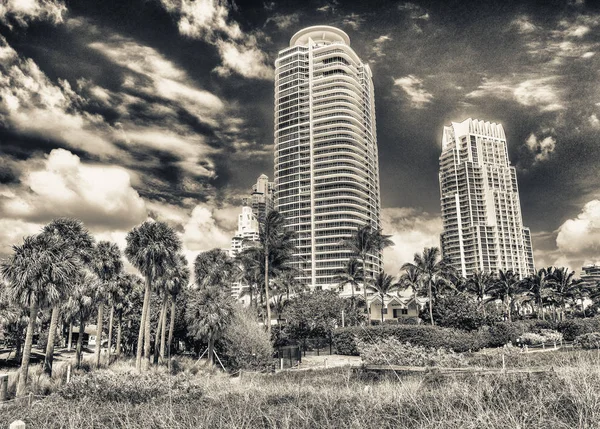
[
  {"left": 334, "top": 257, "right": 364, "bottom": 309},
  {"left": 112, "top": 273, "right": 143, "bottom": 358},
  {"left": 91, "top": 241, "right": 123, "bottom": 368},
  {"left": 402, "top": 247, "right": 454, "bottom": 326},
  {"left": 235, "top": 251, "right": 262, "bottom": 309},
  {"left": 1, "top": 234, "right": 79, "bottom": 396},
  {"left": 368, "top": 272, "right": 399, "bottom": 324},
  {"left": 125, "top": 221, "right": 182, "bottom": 371},
  {"left": 430, "top": 293, "right": 487, "bottom": 331},
  {"left": 40, "top": 218, "right": 95, "bottom": 375},
  {"left": 340, "top": 225, "right": 393, "bottom": 312}
]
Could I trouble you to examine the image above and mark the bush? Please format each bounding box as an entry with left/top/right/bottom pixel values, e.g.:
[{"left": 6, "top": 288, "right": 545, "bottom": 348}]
[
  {"left": 518, "top": 330, "right": 562, "bottom": 346},
  {"left": 557, "top": 318, "right": 600, "bottom": 341},
  {"left": 430, "top": 294, "right": 487, "bottom": 331},
  {"left": 332, "top": 324, "right": 481, "bottom": 356},
  {"left": 574, "top": 332, "right": 600, "bottom": 349},
  {"left": 357, "top": 337, "right": 466, "bottom": 367},
  {"left": 219, "top": 306, "right": 273, "bottom": 372},
  {"left": 485, "top": 322, "right": 519, "bottom": 347}
]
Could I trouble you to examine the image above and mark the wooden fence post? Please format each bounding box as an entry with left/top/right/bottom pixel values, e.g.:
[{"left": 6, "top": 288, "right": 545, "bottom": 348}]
[
  {"left": 66, "top": 364, "right": 72, "bottom": 384},
  {"left": 10, "top": 421, "right": 26, "bottom": 429},
  {"left": 0, "top": 374, "right": 8, "bottom": 402}
]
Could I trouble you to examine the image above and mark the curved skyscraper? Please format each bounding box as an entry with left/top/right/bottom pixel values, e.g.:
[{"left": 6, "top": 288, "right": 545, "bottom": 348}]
[
  {"left": 439, "top": 118, "right": 535, "bottom": 278},
  {"left": 274, "top": 26, "right": 381, "bottom": 289}
]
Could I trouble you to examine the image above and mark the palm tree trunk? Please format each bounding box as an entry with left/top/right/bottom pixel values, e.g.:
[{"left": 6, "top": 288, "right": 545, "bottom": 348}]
[
  {"left": 116, "top": 312, "right": 123, "bottom": 358},
  {"left": 264, "top": 248, "right": 272, "bottom": 334},
  {"left": 43, "top": 305, "right": 60, "bottom": 376},
  {"left": 143, "top": 283, "right": 152, "bottom": 371},
  {"left": 67, "top": 322, "right": 73, "bottom": 351},
  {"left": 428, "top": 281, "right": 434, "bottom": 326},
  {"left": 107, "top": 305, "right": 114, "bottom": 358},
  {"left": 76, "top": 318, "right": 85, "bottom": 369},
  {"left": 136, "top": 277, "right": 150, "bottom": 372},
  {"left": 381, "top": 293, "right": 385, "bottom": 324},
  {"left": 17, "top": 299, "right": 38, "bottom": 397},
  {"left": 539, "top": 297, "right": 545, "bottom": 320},
  {"left": 207, "top": 335, "right": 214, "bottom": 366},
  {"left": 153, "top": 306, "right": 163, "bottom": 365},
  {"left": 362, "top": 256, "right": 368, "bottom": 324},
  {"left": 167, "top": 296, "right": 176, "bottom": 363},
  {"left": 94, "top": 303, "right": 104, "bottom": 369},
  {"left": 159, "top": 294, "right": 168, "bottom": 364}
]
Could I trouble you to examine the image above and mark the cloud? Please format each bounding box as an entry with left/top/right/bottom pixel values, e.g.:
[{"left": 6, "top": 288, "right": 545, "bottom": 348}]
[
  {"left": 316, "top": 1, "right": 338, "bottom": 13},
  {"left": 393, "top": 75, "right": 433, "bottom": 108},
  {"left": 265, "top": 13, "right": 300, "bottom": 30},
  {"left": 0, "top": 0, "right": 66, "bottom": 28},
  {"left": 372, "top": 35, "right": 392, "bottom": 58},
  {"left": 157, "top": 0, "right": 272, "bottom": 80},
  {"left": 511, "top": 16, "right": 537, "bottom": 34},
  {"left": 181, "top": 204, "right": 235, "bottom": 252},
  {"left": 467, "top": 76, "right": 564, "bottom": 112},
  {"left": 381, "top": 207, "right": 442, "bottom": 276},
  {"left": 555, "top": 200, "right": 600, "bottom": 271},
  {"left": 589, "top": 114, "right": 600, "bottom": 128},
  {"left": 342, "top": 13, "right": 364, "bottom": 30},
  {"left": 525, "top": 133, "right": 557, "bottom": 162},
  {"left": 0, "top": 149, "right": 147, "bottom": 229}
]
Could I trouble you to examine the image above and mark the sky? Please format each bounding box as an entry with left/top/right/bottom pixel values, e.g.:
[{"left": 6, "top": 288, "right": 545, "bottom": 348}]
[{"left": 0, "top": 0, "right": 599, "bottom": 276}]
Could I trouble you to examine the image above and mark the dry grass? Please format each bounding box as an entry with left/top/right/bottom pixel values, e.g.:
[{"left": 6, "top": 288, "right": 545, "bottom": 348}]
[{"left": 2, "top": 352, "right": 600, "bottom": 428}]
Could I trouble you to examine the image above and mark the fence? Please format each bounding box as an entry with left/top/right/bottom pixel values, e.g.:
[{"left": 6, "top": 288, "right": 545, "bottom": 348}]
[{"left": 276, "top": 345, "right": 302, "bottom": 369}]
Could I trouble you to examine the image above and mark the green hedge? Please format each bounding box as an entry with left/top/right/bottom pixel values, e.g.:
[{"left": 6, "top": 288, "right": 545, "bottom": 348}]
[{"left": 332, "top": 325, "right": 482, "bottom": 355}]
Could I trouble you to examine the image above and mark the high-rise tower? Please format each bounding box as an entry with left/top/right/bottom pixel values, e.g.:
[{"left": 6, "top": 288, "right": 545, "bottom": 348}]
[
  {"left": 439, "top": 118, "right": 535, "bottom": 278},
  {"left": 251, "top": 174, "right": 274, "bottom": 224},
  {"left": 274, "top": 26, "right": 382, "bottom": 289}
]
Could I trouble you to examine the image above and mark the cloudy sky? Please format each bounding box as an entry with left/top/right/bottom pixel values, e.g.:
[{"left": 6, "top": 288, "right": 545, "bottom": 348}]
[{"left": 0, "top": 0, "right": 599, "bottom": 275}]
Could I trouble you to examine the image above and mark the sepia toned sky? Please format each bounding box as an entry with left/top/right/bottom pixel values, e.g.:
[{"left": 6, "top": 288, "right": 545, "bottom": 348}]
[{"left": 0, "top": 0, "right": 599, "bottom": 275}]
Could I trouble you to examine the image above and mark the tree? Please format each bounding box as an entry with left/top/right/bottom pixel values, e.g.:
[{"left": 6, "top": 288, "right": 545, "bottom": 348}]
[
  {"left": 340, "top": 225, "right": 393, "bottom": 313},
  {"left": 402, "top": 247, "right": 453, "bottom": 326},
  {"left": 465, "top": 270, "right": 494, "bottom": 317},
  {"left": 548, "top": 267, "right": 581, "bottom": 321},
  {"left": 125, "top": 221, "right": 182, "bottom": 372},
  {"left": 187, "top": 249, "right": 236, "bottom": 365},
  {"left": 160, "top": 254, "right": 189, "bottom": 364},
  {"left": 430, "top": 293, "right": 488, "bottom": 331},
  {"left": 399, "top": 265, "right": 420, "bottom": 309},
  {"left": 91, "top": 241, "right": 123, "bottom": 368},
  {"left": 63, "top": 270, "right": 98, "bottom": 369},
  {"left": 257, "top": 210, "right": 297, "bottom": 334},
  {"left": 111, "top": 273, "right": 142, "bottom": 358},
  {"left": 486, "top": 270, "right": 521, "bottom": 322},
  {"left": 1, "top": 234, "right": 78, "bottom": 396},
  {"left": 368, "top": 272, "right": 399, "bottom": 324},
  {"left": 40, "top": 218, "right": 95, "bottom": 376},
  {"left": 518, "top": 267, "right": 554, "bottom": 320},
  {"left": 334, "top": 258, "right": 364, "bottom": 309}
]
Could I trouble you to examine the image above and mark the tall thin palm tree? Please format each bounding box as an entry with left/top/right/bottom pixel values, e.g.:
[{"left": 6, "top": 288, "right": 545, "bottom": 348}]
[
  {"left": 192, "top": 249, "right": 236, "bottom": 365},
  {"left": 40, "top": 218, "right": 95, "bottom": 376},
  {"left": 399, "top": 265, "right": 420, "bottom": 311},
  {"left": 369, "top": 272, "right": 399, "bottom": 324},
  {"left": 1, "top": 234, "right": 78, "bottom": 396},
  {"left": 486, "top": 270, "right": 521, "bottom": 322},
  {"left": 112, "top": 273, "right": 143, "bottom": 358},
  {"left": 125, "top": 221, "right": 182, "bottom": 372},
  {"left": 340, "top": 225, "right": 393, "bottom": 314},
  {"left": 402, "top": 247, "right": 452, "bottom": 326},
  {"left": 465, "top": 270, "right": 494, "bottom": 317},
  {"left": 518, "top": 267, "right": 553, "bottom": 320},
  {"left": 91, "top": 241, "right": 123, "bottom": 369},
  {"left": 334, "top": 258, "right": 364, "bottom": 309},
  {"left": 257, "top": 211, "right": 296, "bottom": 334}
]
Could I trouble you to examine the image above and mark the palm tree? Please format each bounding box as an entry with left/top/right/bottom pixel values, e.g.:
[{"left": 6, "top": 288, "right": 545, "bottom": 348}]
[
  {"left": 113, "top": 273, "right": 143, "bottom": 358},
  {"left": 368, "top": 272, "right": 399, "bottom": 324},
  {"left": 399, "top": 265, "right": 420, "bottom": 311},
  {"left": 334, "top": 258, "right": 364, "bottom": 309},
  {"left": 257, "top": 211, "right": 297, "bottom": 334},
  {"left": 518, "top": 267, "right": 553, "bottom": 320},
  {"left": 235, "top": 251, "right": 262, "bottom": 308},
  {"left": 340, "top": 225, "right": 393, "bottom": 313},
  {"left": 0, "top": 234, "right": 78, "bottom": 396},
  {"left": 486, "top": 270, "right": 522, "bottom": 322},
  {"left": 402, "top": 247, "right": 453, "bottom": 326},
  {"left": 191, "top": 249, "right": 236, "bottom": 365},
  {"left": 91, "top": 241, "right": 123, "bottom": 369},
  {"left": 165, "top": 255, "right": 189, "bottom": 365},
  {"left": 548, "top": 267, "right": 581, "bottom": 321},
  {"left": 40, "top": 218, "right": 95, "bottom": 376},
  {"left": 465, "top": 270, "right": 494, "bottom": 317},
  {"left": 63, "top": 270, "right": 98, "bottom": 369},
  {"left": 125, "top": 221, "right": 182, "bottom": 372}
]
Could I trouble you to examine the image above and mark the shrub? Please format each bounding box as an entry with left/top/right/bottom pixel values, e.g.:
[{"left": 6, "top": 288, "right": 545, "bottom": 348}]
[
  {"left": 219, "top": 306, "right": 273, "bottom": 372},
  {"left": 574, "top": 332, "right": 600, "bottom": 349},
  {"left": 518, "top": 330, "right": 562, "bottom": 346},
  {"left": 332, "top": 324, "right": 481, "bottom": 356},
  {"left": 557, "top": 318, "right": 600, "bottom": 341},
  {"left": 430, "top": 294, "right": 487, "bottom": 331},
  {"left": 485, "top": 322, "right": 519, "bottom": 347},
  {"left": 357, "top": 337, "right": 466, "bottom": 367}
]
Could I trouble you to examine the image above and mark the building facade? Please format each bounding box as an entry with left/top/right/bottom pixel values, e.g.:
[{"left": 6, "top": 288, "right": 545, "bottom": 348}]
[
  {"left": 251, "top": 174, "right": 274, "bottom": 224},
  {"left": 439, "top": 118, "right": 535, "bottom": 278},
  {"left": 229, "top": 204, "right": 260, "bottom": 304},
  {"left": 274, "top": 25, "right": 382, "bottom": 290},
  {"left": 581, "top": 264, "right": 600, "bottom": 286}
]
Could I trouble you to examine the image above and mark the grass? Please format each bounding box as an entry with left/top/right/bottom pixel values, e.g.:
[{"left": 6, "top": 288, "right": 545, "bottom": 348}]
[{"left": 2, "top": 351, "right": 600, "bottom": 428}]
